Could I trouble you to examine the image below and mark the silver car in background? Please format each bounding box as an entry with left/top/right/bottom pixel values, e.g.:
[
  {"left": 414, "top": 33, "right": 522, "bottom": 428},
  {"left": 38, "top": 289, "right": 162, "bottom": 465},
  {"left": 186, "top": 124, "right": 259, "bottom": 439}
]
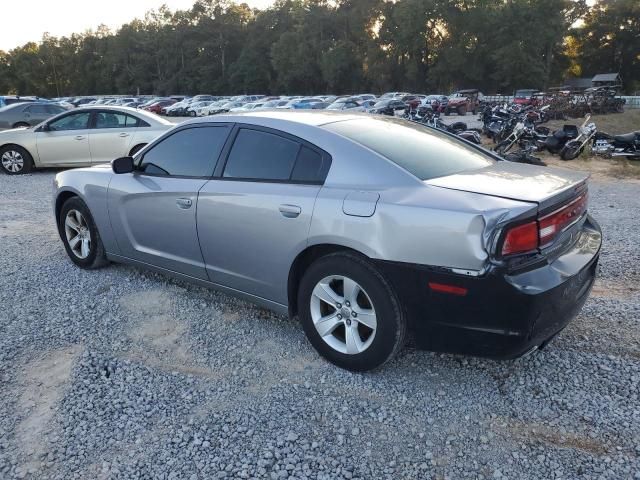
[
  {"left": 0, "top": 102, "right": 68, "bottom": 130},
  {"left": 53, "top": 111, "right": 601, "bottom": 371},
  {"left": 0, "top": 106, "right": 171, "bottom": 174}
]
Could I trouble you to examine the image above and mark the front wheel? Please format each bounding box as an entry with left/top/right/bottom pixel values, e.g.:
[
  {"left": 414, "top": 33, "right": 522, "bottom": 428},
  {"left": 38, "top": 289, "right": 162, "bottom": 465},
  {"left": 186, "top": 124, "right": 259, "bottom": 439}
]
[
  {"left": 298, "top": 252, "right": 406, "bottom": 371},
  {"left": 560, "top": 140, "right": 584, "bottom": 160},
  {"left": 59, "top": 197, "right": 109, "bottom": 269},
  {"left": 0, "top": 145, "right": 34, "bottom": 174}
]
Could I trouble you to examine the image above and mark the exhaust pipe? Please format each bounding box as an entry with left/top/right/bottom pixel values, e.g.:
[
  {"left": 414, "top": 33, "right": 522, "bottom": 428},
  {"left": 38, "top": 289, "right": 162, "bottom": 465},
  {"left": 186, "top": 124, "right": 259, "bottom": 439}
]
[{"left": 611, "top": 152, "right": 639, "bottom": 157}]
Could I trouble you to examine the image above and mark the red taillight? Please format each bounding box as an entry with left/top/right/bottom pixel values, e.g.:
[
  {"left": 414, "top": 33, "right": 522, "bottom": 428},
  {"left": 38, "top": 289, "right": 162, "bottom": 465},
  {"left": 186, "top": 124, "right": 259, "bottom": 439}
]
[
  {"left": 538, "top": 193, "right": 588, "bottom": 246},
  {"left": 428, "top": 282, "right": 468, "bottom": 296},
  {"left": 501, "top": 192, "right": 588, "bottom": 257},
  {"left": 501, "top": 221, "right": 539, "bottom": 256}
]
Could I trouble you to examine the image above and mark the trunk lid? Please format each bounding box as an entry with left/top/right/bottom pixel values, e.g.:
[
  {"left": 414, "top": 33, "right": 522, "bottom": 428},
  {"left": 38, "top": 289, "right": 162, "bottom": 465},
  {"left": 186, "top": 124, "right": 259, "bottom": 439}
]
[{"left": 425, "top": 161, "right": 589, "bottom": 210}]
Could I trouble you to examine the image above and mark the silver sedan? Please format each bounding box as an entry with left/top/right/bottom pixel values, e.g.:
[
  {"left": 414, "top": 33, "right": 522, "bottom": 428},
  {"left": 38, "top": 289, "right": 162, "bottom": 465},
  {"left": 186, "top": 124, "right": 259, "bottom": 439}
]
[
  {"left": 53, "top": 111, "right": 601, "bottom": 371},
  {"left": 1, "top": 106, "right": 171, "bottom": 174}
]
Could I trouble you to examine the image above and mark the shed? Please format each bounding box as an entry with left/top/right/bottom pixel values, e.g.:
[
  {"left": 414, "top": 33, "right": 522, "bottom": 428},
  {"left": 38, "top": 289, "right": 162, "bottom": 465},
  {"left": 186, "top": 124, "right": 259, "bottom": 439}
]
[{"left": 592, "top": 73, "right": 622, "bottom": 88}]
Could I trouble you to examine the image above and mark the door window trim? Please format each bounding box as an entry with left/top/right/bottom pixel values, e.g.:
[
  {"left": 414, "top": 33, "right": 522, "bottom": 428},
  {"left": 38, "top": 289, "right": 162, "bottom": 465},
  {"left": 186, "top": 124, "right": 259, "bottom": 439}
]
[
  {"left": 213, "top": 123, "right": 332, "bottom": 185},
  {"left": 133, "top": 123, "right": 233, "bottom": 180}
]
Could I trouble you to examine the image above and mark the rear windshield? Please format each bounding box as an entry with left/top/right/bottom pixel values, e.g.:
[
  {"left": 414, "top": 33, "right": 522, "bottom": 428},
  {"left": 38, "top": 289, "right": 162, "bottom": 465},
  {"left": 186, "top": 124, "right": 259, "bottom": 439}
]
[{"left": 323, "top": 117, "right": 494, "bottom": 180}]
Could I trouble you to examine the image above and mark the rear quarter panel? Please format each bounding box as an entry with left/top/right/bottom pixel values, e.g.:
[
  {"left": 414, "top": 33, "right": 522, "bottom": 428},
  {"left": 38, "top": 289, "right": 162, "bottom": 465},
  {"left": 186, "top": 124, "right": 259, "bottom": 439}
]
[{"left": 309, "top": 184, "right": 536, "bottom": 273}]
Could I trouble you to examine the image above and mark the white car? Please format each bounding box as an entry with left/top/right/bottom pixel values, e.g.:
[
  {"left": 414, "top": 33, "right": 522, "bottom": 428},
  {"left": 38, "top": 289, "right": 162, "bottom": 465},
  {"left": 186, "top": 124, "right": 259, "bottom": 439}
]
[{"left": 0, "top": 106, "right": 172, "bottom": 174}]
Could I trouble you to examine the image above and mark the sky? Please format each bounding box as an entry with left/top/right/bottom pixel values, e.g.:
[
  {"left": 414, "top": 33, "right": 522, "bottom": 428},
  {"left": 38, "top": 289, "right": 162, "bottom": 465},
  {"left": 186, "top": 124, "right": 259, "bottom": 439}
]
[{"left": 0, "top": 0, "right": 274, "bottom": 51}]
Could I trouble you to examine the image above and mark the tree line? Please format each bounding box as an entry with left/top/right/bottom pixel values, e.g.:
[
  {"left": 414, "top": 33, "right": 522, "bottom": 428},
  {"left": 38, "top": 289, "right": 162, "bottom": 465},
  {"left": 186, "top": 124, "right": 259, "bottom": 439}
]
[{"left": 0, "top": 0, "right": 638, "bottom": 97}]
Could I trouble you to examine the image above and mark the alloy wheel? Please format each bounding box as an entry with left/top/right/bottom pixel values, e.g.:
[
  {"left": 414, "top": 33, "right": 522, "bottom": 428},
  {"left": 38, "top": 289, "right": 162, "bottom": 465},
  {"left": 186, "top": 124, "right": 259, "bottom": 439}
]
[
  {"left": 1, "top": 150, "right": 24, "bottom": 173},
  {"left": 310, "top": 275, "right": 377, "bottom": 355},
  {"left": 64, "top": 210, "right": 92, "bottom": 259}
]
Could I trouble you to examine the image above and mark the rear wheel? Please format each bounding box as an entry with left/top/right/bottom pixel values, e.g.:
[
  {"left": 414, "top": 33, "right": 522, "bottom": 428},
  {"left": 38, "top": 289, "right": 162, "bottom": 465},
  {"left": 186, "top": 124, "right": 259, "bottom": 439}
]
[
  {"left": 12, "top": 122, "right": 30, "bottom": 128},
  {"left": 0, "top": 145, "right": 33, "bottom": 174},
  {"left": 59, "top": 197, "right": 108, "bottom": 269},
  {"left": 298, "top": 252, "right": 406, "bottom": 371}
]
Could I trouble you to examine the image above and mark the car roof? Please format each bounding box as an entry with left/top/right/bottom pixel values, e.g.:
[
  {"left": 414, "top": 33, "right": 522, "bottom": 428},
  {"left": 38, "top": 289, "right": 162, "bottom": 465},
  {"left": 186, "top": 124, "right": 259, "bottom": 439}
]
[
  {"left": 185, "top": 110, "right": 365, "bottom": 127},
  {"left": 73, "top": 105, "right": 173, "bottom": 125}
]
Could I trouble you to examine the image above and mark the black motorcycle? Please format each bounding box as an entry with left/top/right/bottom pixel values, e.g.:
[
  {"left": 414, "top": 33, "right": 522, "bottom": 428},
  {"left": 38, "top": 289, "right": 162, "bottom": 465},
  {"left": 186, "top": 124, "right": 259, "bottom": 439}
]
[{"left": 592, "top": 130, "right": 640, "bottom": 160}]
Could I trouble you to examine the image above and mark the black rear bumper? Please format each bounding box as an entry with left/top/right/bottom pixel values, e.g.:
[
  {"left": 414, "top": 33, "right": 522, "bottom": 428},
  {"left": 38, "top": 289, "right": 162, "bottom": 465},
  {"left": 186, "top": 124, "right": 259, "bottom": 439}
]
[{"left": 376, "top": 215, "right": 601, "bottom": 359}]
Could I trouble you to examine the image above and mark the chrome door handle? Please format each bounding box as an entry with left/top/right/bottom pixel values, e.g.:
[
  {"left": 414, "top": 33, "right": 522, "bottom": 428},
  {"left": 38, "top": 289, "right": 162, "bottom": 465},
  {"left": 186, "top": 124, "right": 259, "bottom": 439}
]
[
  {"left": 74, "top": 135, "right": 85, "bottom": 140},
  {"left": 279, "top": 204, "right": 301, "bottom": 218},
  {"left": 176, "top": 198, "right": 193, "bottom": 209},
  {"left": 119, "top": 133, "right": 130, "bottom": 137}
]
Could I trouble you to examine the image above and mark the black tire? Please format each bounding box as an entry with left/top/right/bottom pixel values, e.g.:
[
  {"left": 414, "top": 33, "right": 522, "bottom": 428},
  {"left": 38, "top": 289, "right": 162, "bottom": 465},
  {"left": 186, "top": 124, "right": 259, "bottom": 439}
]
[
  {"left": 59, "top": 197, "right": 109, "bottom": 269},
  {"left": 297, "top": 252, "right": 406, "bottom": 371},
  {"left": 560, "top": 140, "right": 584, "bottom": 161},
  {"left": 12, "top": 122, "right": 30, "bottom": 128},
  {"left": 129, "top": 143, "right": 147, "bottom": 156},
  {"left": 0, "top": 145, "right": 34, "bottom": 175}
]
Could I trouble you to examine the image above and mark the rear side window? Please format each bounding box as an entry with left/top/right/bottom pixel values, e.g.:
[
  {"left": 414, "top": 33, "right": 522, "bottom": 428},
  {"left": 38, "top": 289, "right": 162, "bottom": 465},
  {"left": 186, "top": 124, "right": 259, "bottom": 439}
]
[
  {"left": 26, "top": 104, "right": 49, "bottom": 114},
  {"left": 138, "top": 126, "right": 229, "bottom": 177},
  {"left": 223, "top": 129, "right": 299, "bottom": 181},
  {"left": 94, "top": 112, "right": 139, "bottom": 129},
  {"left": 323, "top": 117, "right": 493, "bottom": 180},
  {"left": 223, "top": 128, "right": 330, "bottom": 183},
  {"left": 291, "top": 146, "right": 327, "bottom": 183}
]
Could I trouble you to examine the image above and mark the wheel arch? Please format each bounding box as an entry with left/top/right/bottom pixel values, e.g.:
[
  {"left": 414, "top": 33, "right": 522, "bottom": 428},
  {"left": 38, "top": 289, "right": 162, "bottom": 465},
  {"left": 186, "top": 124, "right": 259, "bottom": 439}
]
[
  {"left": 54, "top": 189, "right": 83, "bottom": 237},
  {"left": 287, "top": 243, "right": 371, "bottom": 318}
]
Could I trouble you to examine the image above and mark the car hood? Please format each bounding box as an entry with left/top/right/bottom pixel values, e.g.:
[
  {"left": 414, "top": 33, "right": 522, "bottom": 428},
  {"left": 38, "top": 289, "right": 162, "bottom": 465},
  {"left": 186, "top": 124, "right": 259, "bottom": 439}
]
[
  {"left": 425, "top": 161, "right": 589, "bottom": 209},
  {"left": 0, "top": 126, "right": 34, "bottom": 135}
]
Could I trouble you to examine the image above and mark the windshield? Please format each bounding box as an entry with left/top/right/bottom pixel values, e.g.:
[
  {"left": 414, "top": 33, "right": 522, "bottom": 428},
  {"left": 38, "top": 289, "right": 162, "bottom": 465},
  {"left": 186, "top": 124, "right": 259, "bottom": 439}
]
[{"left": 323, "top": 117, "right": 494, "bottom": 180}]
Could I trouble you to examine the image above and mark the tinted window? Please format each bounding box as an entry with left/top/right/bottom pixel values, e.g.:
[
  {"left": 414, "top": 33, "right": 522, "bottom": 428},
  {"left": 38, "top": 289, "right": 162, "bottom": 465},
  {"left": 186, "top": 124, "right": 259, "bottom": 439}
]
[
  {"left": 324, "top": 117, "right": 493, "bottom": 180},
  {"left": 95, "top": 112, "right": 139, "bottom": 129},
  {"left": 49, "top": 112, "right": 90, "bottom": 131},
  {"left": 223, "top": 129, "right": 299, "bottom": 181},
  {"left": 291, "top": 146, "right": 327, "bottom": 183},
  {"left": 26, "top": 104, "right": 49, "bottom": 114},
  {"left": 138, "top": 126, "right": 229, "bottom": 177}
]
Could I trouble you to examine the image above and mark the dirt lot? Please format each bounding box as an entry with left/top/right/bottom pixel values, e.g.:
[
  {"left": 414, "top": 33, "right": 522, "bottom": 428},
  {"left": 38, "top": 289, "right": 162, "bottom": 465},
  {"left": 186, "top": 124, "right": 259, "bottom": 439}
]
[{"left": 0, "top": 120, "right": 639, "bottom": 479}]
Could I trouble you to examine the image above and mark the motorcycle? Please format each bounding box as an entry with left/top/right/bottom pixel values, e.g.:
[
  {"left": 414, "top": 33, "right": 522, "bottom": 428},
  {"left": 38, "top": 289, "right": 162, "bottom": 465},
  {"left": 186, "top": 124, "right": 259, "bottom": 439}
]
[
  {"left": 559, "top": 115, "right": 597, "bottom": 160},
  {"left": 591, "top": 130, "right": 640, "bottom": 160}
]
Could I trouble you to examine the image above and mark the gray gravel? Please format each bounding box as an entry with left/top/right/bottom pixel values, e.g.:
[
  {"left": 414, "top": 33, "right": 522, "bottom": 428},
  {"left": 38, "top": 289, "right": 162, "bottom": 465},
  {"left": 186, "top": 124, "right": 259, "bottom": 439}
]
[{"left": 0, "top": 170, "right": 638, "bottom": 480}]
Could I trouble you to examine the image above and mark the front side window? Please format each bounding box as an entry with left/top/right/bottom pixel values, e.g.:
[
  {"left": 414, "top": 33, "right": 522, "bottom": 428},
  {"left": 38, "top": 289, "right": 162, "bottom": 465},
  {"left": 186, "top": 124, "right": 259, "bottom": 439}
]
[
  {"left": 138, "top": 126, "right": 229, "bottom": 177},
  {"left": 324, "top": 117, "right": 493, "bottom": 180},
  {"left": 48, "top": 112, "right": 91, "bottom": 131},
  {"left": 223, "top": 129, "right": 299, "bottom": 181}
]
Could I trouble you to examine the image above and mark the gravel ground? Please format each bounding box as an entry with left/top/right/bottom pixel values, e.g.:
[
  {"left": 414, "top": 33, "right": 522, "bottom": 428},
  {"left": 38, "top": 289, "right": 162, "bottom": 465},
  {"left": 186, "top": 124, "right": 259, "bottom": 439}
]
[{"left": 0, "top": 170, "right": 638, "bottom": 480}]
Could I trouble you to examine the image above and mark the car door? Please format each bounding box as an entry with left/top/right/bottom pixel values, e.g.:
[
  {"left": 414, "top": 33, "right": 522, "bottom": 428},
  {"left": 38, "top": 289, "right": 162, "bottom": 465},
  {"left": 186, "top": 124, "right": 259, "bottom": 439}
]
[
  {"left": 108, "top": 124, "right": 231, "bottom": 279},
  {"left": 35, "top": 111, "right": 92, "bottom": 166},
  {"left": 89, "top": 111, "right": 138, "bottom": 164},
  {"left": 197, "top": 126, "right": 331, "bottom": 304}
]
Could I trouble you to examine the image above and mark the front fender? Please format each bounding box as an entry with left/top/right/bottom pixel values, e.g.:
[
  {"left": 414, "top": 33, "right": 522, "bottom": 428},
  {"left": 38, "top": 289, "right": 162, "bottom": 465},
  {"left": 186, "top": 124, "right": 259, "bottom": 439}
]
[{"left": 54, "top": 168, "right": 120, "bottom": 254}]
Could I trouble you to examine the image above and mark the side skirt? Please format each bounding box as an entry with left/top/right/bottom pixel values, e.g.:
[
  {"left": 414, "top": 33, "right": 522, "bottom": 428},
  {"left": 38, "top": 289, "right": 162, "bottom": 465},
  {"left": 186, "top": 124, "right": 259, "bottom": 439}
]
[{"left": 106, "top": 253, "right": 289, "bottom": 316}]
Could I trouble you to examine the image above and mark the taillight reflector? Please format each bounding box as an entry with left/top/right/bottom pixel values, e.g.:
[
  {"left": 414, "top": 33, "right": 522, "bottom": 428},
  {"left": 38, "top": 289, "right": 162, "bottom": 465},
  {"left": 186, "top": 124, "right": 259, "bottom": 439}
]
[
  {"left": 428, "top": 282, "right": 468, "bottom": 296},
  {"left": 538, "top": 193, "right": 588, "bottom": 246},
  {"left": 501, "top": 221, "right": 538, "bottom": 256}
]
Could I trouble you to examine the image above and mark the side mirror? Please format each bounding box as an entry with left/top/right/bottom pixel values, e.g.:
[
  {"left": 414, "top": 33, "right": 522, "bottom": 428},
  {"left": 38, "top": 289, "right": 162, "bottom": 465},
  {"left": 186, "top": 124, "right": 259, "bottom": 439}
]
[
  {"left": 112, "top": 156, "right": 134, "bottom": 174},
  {"left": 37, "top": 123, "right": 50, "bottom": 132}
]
